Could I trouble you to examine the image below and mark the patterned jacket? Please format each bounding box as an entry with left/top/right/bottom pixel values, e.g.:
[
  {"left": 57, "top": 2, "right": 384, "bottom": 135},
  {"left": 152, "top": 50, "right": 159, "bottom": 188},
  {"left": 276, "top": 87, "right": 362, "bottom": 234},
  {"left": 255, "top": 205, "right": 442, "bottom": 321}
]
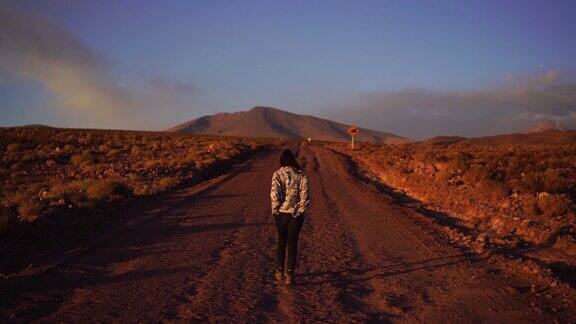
[{"left": 270, "top": 166, "right": 309, "bottom": 217}]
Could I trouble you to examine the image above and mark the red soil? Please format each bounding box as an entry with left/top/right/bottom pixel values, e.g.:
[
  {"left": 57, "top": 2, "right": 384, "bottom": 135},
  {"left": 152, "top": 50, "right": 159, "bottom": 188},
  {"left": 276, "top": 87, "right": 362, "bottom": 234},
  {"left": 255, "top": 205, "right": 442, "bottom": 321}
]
[{"left": 2, "top": 146, "right": 575, "bottom": 322}]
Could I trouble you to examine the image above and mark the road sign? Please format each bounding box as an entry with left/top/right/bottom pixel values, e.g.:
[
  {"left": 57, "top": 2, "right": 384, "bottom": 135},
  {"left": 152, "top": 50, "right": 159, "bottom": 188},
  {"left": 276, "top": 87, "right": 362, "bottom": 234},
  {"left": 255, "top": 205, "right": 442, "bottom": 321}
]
[
  {"left": 348, "top": 124, "right": 359, "bottom": 149},
  {"left": 348, "top": 126, "right": 358, "bottom": 135}
]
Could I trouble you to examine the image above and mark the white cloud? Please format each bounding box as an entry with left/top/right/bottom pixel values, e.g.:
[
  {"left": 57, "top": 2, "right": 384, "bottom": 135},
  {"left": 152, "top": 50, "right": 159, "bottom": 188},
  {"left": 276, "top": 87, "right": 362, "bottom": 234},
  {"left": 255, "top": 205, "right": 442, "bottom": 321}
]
[
  {"left": 0, "top": 8, "right": 198, "bottom": 130},
  {"left": 328, "top": 70, "right": 576, "bottom": 138}
]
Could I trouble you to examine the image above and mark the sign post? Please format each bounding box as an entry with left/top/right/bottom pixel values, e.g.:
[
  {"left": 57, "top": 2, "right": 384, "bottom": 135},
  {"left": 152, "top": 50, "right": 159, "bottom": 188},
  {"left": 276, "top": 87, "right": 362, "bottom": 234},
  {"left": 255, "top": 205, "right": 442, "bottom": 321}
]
[{"left": 347, "top": 124, "right": 358, "bottom": 149}]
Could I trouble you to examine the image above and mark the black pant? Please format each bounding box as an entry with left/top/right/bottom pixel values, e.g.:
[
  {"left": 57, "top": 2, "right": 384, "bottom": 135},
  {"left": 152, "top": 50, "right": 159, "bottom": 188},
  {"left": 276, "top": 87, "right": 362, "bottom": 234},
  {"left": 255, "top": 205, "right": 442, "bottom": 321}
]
[{"left": 274, "top": 213, "right": 304, "bottom": 272}]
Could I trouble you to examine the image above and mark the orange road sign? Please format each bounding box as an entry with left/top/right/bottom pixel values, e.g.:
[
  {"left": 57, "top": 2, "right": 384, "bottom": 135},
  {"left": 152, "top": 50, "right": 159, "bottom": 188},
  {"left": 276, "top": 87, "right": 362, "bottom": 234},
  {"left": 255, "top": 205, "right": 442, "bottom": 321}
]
[
  {"left": 348, "top": 125, "right": 358, "bottom": 149},
  {"left": 348, "top": 126, "right": 358, "bottom": 135}
]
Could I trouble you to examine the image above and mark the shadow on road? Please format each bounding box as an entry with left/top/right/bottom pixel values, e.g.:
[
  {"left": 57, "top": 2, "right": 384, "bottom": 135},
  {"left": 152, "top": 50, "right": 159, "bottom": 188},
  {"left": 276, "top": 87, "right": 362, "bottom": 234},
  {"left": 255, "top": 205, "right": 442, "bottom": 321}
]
[
  {"left": 0, "top": 219, "right": 270, "bottom": 320},
  {"left": 298, "top": 252, "right": 483, "bottom": 287}
]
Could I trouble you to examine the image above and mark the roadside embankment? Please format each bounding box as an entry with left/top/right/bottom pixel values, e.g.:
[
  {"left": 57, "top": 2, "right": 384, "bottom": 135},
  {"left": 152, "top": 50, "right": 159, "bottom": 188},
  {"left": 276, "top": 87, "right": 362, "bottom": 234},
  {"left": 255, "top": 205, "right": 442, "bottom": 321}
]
[{"left": 327, "top": 141, "right": 576, "bottom": 285}]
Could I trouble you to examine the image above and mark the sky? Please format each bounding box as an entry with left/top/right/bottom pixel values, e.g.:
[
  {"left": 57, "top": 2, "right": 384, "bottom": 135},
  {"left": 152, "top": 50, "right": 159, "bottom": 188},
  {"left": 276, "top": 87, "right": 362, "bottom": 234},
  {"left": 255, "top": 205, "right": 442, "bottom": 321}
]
[{"left": 1, "top": 0, "right": 576, "bottom": 138}]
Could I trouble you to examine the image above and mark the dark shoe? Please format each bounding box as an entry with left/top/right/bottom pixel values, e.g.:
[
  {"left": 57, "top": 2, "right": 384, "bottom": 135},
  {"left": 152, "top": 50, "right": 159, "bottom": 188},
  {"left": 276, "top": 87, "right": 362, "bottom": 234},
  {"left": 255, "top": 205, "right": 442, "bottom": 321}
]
[
  {"left": 275, "top": 269, "right": 284, "bottom": 281},
  {"left": 285, "top": 271, "right": 295, "bottom": 286}
]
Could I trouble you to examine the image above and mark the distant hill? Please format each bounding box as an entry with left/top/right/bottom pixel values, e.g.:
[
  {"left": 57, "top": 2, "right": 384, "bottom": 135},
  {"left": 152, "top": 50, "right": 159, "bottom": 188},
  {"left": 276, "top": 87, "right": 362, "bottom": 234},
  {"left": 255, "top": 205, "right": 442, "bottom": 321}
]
[
  {"left": 527, "top": 120, "right": 566, "bottom": 133},
  {"left": 19, "top": 124, "right": 54, "bottom": 128},
  {"left": 455, "top": 130, "right": 576, "bottom": 145},
  {"left": 421, "top": 136, "right": 467, "bottom": 146},
  {"left": 418, "top": 124, "right": 575, "bottom": 146},
  {"left": 168, "top": 106, "right": 409, "bottom": 144}
]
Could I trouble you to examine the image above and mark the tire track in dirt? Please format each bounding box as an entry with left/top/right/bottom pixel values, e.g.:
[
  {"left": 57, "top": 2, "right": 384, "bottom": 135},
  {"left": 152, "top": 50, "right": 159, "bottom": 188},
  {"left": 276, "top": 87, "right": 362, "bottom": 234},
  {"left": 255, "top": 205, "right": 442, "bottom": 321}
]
[
  {"left": 310, "top": 146, "right": 568, "bottom": 322},
  {"left": 284, "top": 147, "right": 392, "bottom": 322},
  {"left": 260, "top": 148, "right": 378, "bottom": 322},
  {"left": 171, "top": 150, "right": 283, "bottom": 322},
  {"left": 310, "top": 146, "right": 468, "bottom": 319},
  {"left": 3, "top": 149, "right": 284, "bottom": 323}
]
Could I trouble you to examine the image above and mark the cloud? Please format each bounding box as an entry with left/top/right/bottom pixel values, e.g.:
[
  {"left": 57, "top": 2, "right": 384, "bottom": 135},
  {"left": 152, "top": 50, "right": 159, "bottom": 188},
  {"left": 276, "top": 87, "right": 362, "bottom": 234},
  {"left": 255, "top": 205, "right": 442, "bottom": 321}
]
[
  {"left": 0, "top": 8, "right": 138, "bottom": 127},
  {"left": 0, "top": 7, "right": 198, "bottom": 129},
  {"left": 327, "top": 70, "right": 576, "bottom": 139}
]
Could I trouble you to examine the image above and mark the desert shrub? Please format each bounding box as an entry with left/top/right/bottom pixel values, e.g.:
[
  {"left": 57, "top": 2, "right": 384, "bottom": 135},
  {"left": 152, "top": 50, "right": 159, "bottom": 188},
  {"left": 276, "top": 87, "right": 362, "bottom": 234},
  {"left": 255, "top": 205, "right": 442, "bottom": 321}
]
[
  {"left": 33, "top": 145, "right": 50, "bottom": 159},
  {"left": 21, "top": 150, "right": 35, "bottom": 162},
  {"left": 158, "top": 177, "right": 178, "bottom": 188},
  {"left": 106, "top": 149, "right": 120, "bottom": 157},
  {"left": 48, "top": 179, "right": 132, "bottom": 206},
  {"left": 10, "top": 162, "right": 22, "bottom": 171},
  {"left": 149, "top": 141, "right": 160, "bottom": 151},
  {"left": 49, "top": 181, "right": 89, "bottom": 207},
  {"left": 435, "top": 166, "right": 455, "bottom": 182},
  {"left": 481, "top": 180, "right": 510, "bottom": 200},
  {"left": 537, "top": 194, "right": 573, "bottom": 218},
  {"left": 399, "top": 165, "right": 413, "bottom": 174},
  {"left": 4, "top": 191, "right": 29, "bottom": 208},
  {"left": 62, "top": 144, "right": 75, "bottom": 154},
  {"left": 414, "top": 149, "right": 438, "bottom": 164},
  {"left": 506, "top": 158, "right": 528, "bottom": 178},
  {"left": 7, "top": 143, "right": 20, "bottom": 152},
  {"left": 216, "top": 149, "right": 237, "bottom": 160},
  {"left": 541, "top": 169, "right": 571, "bottom": 194},
  {"left": 85, "top": 163, "right": 110, "bottom": 174},
  {"left": 547, "top": 157, "right": 566, "bottom": 169},
  {"left": 522, "top": 171, "right": 543, "bottom": 194},
  {"left": 462, "top": 166, "right": 492, "bottom": 184},
  {"left": 71, "top": 153, "right": 95, "bottom": 167},
  {"left": 131, "top": 146, "right": 143, "bottom": 157},
  {"left": 79, "top": 133, "right": 92, "bottom": 144},
  {"left": 86, "top": 180, "right": 133, "bottom": 202},
  {"left": 98, "top": 144, "right": 110, "bottom": 153},
  {"left": 143, "top": 160, "right": 160, "bottom": 170},
  {"left": 17, "top": 198, "right": 43, "bottom": 222},
  {"left": 449, "top": 152, "right": 472, "bottom": 171}
]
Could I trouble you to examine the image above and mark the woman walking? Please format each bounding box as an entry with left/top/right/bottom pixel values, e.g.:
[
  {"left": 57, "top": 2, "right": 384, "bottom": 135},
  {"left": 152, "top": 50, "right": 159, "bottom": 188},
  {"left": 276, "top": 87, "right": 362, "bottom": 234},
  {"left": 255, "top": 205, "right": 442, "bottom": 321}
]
[{"left": 270, "top": 149, "right": 309, "bottom": 286}]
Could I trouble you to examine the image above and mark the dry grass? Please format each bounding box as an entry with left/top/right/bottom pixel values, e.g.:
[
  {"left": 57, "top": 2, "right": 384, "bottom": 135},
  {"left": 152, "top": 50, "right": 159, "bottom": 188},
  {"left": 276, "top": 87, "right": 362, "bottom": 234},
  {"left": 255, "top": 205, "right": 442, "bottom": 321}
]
[
  {"left": 349, "top": 142, "right": 576, "bottom": 199},
  {"left": 0, "top": 127, "right": 272, "bottom": 240},
  {"left": 330, "top": 140, "right": 576, "bottom": 245}
]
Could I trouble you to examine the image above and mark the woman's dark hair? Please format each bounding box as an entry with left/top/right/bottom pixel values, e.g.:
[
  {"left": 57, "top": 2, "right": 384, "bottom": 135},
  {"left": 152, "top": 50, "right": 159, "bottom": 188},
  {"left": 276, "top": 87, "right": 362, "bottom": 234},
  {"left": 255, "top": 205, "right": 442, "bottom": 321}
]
[{"left": 280, "top": 149, "right": 301, "bottom": 170}]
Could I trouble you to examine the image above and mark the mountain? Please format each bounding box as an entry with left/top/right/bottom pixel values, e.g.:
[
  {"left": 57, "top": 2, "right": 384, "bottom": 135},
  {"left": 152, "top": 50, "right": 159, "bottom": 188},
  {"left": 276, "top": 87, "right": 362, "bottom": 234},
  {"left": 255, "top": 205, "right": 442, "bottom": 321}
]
[
  {"left": 527, "top": 120, "right": 566, "bottom": 133},
  {"left": 421, "top": 136, "right": 467, "bottom": 146},
  {"left": 419, "top": 121, "right": 575, "bottom": 146},
  {"left": 18, "top": 124, "right": 54, "bottom": 128},
  {"left": 168, "top": 106, "right": 409, "bottom": 144},
  {"left": 453, "top": 130, "right": 576, "bottom": 145}
]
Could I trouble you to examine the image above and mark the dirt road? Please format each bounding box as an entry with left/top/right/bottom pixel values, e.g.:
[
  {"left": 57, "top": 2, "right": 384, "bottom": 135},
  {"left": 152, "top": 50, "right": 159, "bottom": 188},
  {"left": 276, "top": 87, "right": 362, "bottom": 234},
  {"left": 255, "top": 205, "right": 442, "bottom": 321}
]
[{"left": 2, "top": 146, "right": 574, "bottom": 322}]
